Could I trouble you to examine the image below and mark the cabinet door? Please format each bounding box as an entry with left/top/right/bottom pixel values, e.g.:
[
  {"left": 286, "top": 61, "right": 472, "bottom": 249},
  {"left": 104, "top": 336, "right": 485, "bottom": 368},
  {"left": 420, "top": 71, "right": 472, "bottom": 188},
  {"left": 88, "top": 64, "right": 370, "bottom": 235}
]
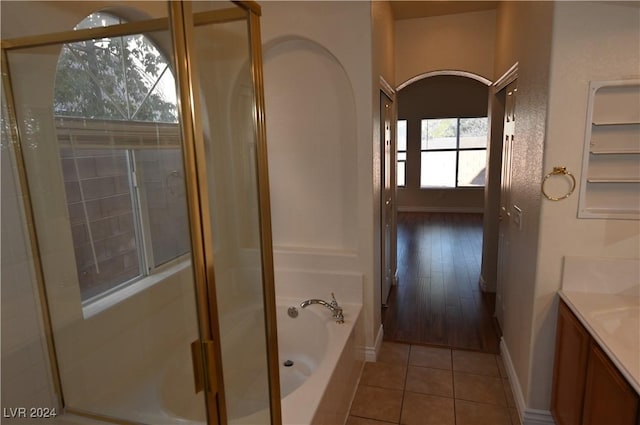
[
  {"left": 552, "top": 301, "right": 591, "bottom": 425},
  {"left": 583, "top": 341, "right": 639, "bottom": 425}
]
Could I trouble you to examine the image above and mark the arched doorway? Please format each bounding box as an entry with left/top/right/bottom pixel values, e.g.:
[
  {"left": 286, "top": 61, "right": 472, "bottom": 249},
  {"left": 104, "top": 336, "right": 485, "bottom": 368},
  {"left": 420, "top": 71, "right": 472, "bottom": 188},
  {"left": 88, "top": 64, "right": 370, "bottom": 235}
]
[{"left": 384, "top": 71, "right": 499, "bottom": 353}]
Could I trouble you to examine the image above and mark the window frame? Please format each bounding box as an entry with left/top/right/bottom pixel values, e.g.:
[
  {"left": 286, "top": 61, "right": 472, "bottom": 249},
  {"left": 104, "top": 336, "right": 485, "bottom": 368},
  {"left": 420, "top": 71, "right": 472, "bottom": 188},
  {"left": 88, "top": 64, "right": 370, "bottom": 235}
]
[
  {"left": 419, "top": 117, "right": 488, "bottom": 189},
  {"left": 397, "top": 119, "right": 407, "bottom": 187},
  {"left": 55, "top": 118, "right": 190, "bottom": 307},
  {"left": 53, "top": 10, "right": 187, "bottom": 306}
]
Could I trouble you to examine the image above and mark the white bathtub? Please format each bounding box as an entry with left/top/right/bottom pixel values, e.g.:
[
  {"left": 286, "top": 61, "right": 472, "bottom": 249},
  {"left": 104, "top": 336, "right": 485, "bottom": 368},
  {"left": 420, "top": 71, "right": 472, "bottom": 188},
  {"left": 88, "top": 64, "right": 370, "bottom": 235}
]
[
  {"left": 278, "top": 298, "right": 363, "bottom": 425},
  {"left": 165, "top": 299, "right": 363, "bottom": 424},
  {"left": 71, "top": 298, "right": 363, "bottom": 425}
]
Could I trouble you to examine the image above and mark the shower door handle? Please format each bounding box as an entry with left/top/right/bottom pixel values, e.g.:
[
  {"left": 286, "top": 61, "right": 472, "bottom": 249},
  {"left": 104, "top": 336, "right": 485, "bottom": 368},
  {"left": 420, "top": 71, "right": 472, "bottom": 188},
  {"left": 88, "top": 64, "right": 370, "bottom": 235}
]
[{"left": 190, "top": 339, "right": 218, "bottom": 394}]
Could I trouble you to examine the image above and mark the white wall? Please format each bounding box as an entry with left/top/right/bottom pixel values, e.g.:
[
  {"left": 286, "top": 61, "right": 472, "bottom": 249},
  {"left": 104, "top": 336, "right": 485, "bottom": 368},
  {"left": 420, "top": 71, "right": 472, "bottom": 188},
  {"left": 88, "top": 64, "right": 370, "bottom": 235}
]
[
  {"left": 373, "top": 1, "right": 395, "bottom": 87},
  {"left": 490, "top": 0, "right": 554, "bottom": 417},
  {"left": 393, "top": 10, "right": 495, "bottom": 214},
  {"left": 260, "top": 2, "right": 379, "bottom": 349},
  {"left": 492, "top": 1, "right": 640, "bottom": 419},
  {"left": 395, "top": 9, "right": 496, "bottom": 86},
  {"left": 530, "top": 1, "right": 640, "bottom": 411}
]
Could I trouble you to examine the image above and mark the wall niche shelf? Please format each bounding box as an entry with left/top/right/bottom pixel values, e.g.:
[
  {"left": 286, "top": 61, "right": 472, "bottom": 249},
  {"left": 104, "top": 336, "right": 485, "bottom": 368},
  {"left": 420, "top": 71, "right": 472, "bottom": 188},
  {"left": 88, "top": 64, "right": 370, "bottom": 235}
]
[{"left": 578, "top": 80, "right": 640, "bottom": 220}]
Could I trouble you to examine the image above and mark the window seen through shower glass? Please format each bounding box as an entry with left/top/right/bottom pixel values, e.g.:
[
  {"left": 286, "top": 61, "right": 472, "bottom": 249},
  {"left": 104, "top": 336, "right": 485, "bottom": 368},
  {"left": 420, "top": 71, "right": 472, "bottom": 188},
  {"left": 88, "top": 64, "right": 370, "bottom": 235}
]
[
  {"left": 420, "top": 117, "right": 488, "bottom": 188},
  {"left": 54, "top": 12, "right": 189, "bottom": 302}
]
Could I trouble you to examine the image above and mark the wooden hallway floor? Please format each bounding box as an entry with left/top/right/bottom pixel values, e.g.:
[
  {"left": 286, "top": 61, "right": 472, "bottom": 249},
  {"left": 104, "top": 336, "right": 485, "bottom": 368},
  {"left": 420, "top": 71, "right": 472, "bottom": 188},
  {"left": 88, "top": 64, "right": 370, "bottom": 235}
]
[{"left": 382, "top": 212, "right": 500, "bottom": 354}]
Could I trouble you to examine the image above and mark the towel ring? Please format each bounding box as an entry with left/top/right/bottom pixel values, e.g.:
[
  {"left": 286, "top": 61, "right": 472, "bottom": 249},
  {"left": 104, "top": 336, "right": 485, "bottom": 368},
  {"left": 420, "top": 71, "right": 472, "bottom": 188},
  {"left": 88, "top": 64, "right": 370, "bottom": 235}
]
[{"left": 542, "top": 166, "right": 576, "bottom": 201}]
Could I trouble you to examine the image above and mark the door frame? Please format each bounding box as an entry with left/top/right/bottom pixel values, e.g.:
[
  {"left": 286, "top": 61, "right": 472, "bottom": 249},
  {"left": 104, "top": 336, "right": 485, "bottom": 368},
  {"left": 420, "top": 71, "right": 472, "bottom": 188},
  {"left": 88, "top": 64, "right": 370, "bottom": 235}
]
[
  {"left": 480, "top": 63, "right": 518, "bottom": 325},
  {"left": 379, "top": 77, "right": 397, "bottom": 309}
]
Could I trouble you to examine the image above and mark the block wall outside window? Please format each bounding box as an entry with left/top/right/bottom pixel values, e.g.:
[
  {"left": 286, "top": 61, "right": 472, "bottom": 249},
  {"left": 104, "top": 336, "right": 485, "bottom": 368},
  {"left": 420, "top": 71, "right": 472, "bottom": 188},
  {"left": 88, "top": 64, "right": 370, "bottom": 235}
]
[
  {"left": 59, "top": 144, "right": 190, "bottom": 301},
  {"left": 60, "top": 148, "right": 140, "bottom": 300}
]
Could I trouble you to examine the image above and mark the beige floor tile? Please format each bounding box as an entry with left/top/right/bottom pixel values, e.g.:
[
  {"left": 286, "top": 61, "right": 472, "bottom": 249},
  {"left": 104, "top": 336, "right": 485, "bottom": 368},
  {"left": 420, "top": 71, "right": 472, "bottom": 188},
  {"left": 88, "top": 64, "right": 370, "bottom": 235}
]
[
  {"left": 350, "top": 385, "right": 403, "bottom": 423},
  {"left": 378, "top": 342, "right": 410, "bottom": 365},
  {"left": 405, "top": 365, "right": 453, "bottom": 397},
  {"left": 454, "top": 372, "right": 507, "bottom": 406},
  {"left": 361, "top": 362, "right": 406, "bottom": 390},
  {"left": 400, "top": 392, "right": 455, "bottom": 425},
  {"left": 502, "top": 378, "right": 516, "bottom": 408},
  {"left": 452, "top": 350, "right": 500, "bottom": 376},
  {"left": 348, "top": 345, "right": 522, "bottom": 425},
  {"left": 455, "top": 400, "right": 511, "bottom": 425},
  {"left": 347, "top": 416, "right": 397, "bottom": 425},
  {"left": 408, "top": 345, "right": 451, "bottom": 370}
]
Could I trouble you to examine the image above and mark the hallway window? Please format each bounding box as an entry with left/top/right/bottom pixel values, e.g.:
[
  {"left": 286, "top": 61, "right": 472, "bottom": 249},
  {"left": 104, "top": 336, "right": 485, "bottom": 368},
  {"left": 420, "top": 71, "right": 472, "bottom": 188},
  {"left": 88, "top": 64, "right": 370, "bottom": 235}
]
[
  {"left": 420, "top": 117, "right": 487, "bottom": 188},
  {"left": 54, "top": 12, "right": 188, "bottom": 303},
  {"left": 397, "top": 120, "right": 407, "bottom": 187}
]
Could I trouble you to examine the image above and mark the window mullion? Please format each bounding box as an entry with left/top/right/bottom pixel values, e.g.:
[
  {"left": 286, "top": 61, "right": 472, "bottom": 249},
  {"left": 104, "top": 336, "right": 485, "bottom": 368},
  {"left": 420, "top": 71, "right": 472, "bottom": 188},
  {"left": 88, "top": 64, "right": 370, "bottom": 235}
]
[
  {"left": 119, "top": 35, "right": 132, "bottom": 120},
  {"left": 127, "top": 150, "right": 152, "bottom": 275}
]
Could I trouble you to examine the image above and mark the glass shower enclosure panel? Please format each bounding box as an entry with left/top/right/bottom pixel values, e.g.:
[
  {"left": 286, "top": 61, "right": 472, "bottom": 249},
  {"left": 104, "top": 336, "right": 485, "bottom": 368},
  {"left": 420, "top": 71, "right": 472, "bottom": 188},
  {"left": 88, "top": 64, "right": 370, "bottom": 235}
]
[
  {"left": 187, "top": 3, "right": 281, "bottom": 423},
  {"left": 1, "top": 3, "right": 211, "bottom": 423}
]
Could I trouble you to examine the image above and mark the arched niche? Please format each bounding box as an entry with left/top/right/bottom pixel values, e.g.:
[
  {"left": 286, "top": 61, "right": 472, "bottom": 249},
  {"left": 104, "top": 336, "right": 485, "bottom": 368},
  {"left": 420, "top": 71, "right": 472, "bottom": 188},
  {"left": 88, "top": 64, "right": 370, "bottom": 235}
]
[{"left": 263, "top": 36, "right": 358, "bottom": 252}]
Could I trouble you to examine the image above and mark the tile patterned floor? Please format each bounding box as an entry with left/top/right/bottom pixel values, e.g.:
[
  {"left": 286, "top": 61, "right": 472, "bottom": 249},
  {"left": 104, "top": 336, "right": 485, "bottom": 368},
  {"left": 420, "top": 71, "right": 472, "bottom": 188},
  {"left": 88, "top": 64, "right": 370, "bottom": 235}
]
[{"left": 347, "top": 342, "right": 521, "bottom": 425}]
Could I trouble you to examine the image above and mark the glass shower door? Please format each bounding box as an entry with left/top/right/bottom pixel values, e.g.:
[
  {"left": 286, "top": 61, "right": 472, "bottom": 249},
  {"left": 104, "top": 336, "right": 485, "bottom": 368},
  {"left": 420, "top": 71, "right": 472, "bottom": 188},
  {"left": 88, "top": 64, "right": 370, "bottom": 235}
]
[
  {"left": 1, "top": 3, "right": 211, "bottom": 424},
  {"left": 174, "top": 2, "right": 281, "bottom": 423},
  {"left": 2, "top": 1, "right": 279, "bottom": 424}
]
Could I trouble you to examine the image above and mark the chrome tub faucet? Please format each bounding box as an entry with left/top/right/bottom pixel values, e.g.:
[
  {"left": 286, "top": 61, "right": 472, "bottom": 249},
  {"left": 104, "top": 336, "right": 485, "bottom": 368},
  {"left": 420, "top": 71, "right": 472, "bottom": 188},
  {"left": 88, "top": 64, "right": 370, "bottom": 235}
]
[{"left": 300, "top": 292, "right": 344, "bottom": 324}]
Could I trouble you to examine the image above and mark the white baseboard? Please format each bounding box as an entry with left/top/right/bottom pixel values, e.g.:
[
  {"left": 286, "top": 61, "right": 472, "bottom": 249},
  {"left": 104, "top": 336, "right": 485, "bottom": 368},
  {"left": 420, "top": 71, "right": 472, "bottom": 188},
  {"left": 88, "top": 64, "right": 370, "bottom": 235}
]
[
  {"left": 365, "top": 324, "right": 384, "bottom": 362},
  {"left": 397, "top": 206, "right": 484, "bottom": 214},
  {"left": 523, "top": 409, "right": 557, "bottom": 425},
  {"left": 500, "top": 338, "right": 555, "bottom": 425}
]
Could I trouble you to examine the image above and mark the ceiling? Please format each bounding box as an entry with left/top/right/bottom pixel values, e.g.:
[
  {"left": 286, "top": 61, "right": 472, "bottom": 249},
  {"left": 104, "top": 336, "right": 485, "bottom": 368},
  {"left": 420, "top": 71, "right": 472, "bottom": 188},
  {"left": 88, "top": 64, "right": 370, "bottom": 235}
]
[{"left": 390, "top": 1, "right": 499, "bottom": 20}]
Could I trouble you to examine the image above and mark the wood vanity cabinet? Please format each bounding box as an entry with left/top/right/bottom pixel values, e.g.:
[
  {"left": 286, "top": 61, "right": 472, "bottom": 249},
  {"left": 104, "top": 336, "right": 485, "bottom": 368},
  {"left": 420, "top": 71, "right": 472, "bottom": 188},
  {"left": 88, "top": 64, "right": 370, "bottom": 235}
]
[
  {"left": 582, "top": 341, "right": 639, "bottom": 425},
  {"left": 552, "top": 300, "right": 640, "bottom": 425},
  {"left": 552, "top": 300, "right": 591, "bottom": 425}
]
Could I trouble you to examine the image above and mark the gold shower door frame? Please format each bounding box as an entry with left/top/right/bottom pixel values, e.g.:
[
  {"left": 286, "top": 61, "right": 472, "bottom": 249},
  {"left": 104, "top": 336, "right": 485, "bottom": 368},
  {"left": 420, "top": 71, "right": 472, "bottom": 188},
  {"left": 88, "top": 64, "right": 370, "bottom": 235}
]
[{"left": 0, "top": 1, "right": 281, "bottom": 424}]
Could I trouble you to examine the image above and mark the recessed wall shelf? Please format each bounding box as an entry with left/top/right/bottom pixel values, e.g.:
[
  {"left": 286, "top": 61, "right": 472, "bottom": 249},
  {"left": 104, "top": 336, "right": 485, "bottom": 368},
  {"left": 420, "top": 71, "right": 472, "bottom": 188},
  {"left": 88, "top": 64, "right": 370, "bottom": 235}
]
[{"left": 578, "top": 79, "right": 640, "bottom": 220}]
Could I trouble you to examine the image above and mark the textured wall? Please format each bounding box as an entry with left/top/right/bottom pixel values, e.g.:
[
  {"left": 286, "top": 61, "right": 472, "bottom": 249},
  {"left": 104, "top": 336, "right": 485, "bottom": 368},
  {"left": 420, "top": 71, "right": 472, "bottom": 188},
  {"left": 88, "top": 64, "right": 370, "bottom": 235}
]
[
  {"left": 531, "top": 1, "right": 640, "bottom": 410},
  {"left": 395, "top": 9, "right": 496, "bottom": 86},
  {"left": 491, "top": 0, "right": 554, "bottom": 410}
]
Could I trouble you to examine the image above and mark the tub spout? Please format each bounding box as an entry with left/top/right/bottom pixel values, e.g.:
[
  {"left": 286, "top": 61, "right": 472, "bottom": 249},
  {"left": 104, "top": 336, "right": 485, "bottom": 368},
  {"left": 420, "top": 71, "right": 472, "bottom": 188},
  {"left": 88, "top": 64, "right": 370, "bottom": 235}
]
[{"left": 300, "top": 293, "right": 344, "bottom": 324}]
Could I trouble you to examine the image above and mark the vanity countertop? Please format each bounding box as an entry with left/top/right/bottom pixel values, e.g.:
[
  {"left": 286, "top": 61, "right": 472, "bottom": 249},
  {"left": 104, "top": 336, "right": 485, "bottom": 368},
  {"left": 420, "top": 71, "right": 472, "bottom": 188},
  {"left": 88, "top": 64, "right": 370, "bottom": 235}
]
[{"left": 560, "top": 256, "right": 640, "bottom": 394}]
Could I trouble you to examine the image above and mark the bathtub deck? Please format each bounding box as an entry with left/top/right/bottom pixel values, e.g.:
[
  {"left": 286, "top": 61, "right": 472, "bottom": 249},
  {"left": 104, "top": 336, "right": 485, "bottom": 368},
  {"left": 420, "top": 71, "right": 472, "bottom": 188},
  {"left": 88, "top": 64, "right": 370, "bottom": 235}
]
[{"left": 383, "top": 212, "right": 500, "bottom": 354}]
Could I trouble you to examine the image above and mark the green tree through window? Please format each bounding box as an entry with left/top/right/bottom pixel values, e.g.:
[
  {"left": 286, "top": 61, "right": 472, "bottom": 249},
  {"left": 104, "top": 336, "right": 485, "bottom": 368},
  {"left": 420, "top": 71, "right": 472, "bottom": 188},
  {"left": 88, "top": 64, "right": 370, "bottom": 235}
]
[{"left": 54, "top": 12, "right": 177, "bottom": 123}]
